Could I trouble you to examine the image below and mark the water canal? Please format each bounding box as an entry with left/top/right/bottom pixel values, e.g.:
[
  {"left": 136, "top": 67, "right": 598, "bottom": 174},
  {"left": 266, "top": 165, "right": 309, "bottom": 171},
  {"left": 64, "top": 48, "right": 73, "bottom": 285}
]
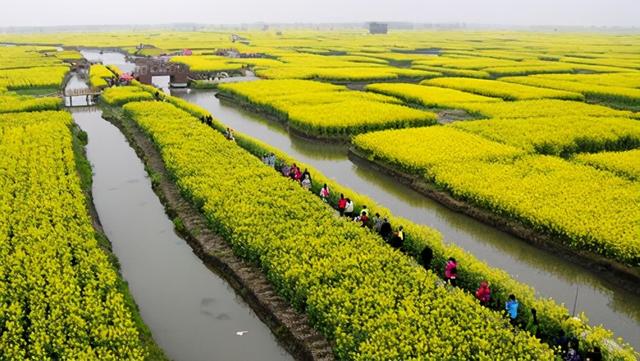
[{"left": 67, "top": 78, "right": 293, "bottom": 361}]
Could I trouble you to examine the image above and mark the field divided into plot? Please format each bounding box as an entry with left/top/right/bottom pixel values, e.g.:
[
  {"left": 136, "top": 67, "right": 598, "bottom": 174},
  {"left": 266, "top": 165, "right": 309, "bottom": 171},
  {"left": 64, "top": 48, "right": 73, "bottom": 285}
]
[
  {"left": 119, "top": 98, "right": 556, "bottom": 360},
  {"left": 2, "top": 30, "right": 640, "bottom": 360},
  {"left": 218, "top": 79, "right": 437, "bottom": 139},
  {"left": 102, "top": 84, "right": 639, "bottom": 360},
  {"left": 353, "top": 125, "right": 640, "bottom": 269}
]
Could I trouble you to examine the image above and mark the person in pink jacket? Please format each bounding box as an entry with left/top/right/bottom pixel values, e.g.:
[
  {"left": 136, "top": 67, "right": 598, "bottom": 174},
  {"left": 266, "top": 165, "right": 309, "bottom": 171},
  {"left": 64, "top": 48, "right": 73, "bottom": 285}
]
[
  {"left": 475, "top": 281, "right": 491, "bottom": 307},
  {"left": 444, "top": 257, "right": 458, "bottom": 287}
]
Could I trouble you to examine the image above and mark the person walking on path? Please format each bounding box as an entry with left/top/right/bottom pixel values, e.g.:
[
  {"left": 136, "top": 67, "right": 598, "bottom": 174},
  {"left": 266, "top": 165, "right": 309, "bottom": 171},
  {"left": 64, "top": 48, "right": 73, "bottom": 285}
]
[
  {"left": 288, "top": 163, "right": 299, "bottom": 180},
  {"left": 301, "top": 168, "right": 311, "bottom": 184},
  {"left": 379, "top": 218, "right": 392, "bottom": 240},
  {"left": 555, "top": 330, "right": 570, "bottom": 354},
  {"left": 344, "top": 198, "right": 354, "bottom": 218},
  {"left": 444, "top": 257, "right": 458, "bottom": 287},
  {"left": 389, "top": 226, "right": 404, "bottom": 249},
  {"left": 526, "top": 308, "right": 539, "bottom": 338},
  {"left": 319, "top": 184, "right": 330, "bottom": 202},
  {"left": 584, "top": 347, "right": 602, "bottom": 361},
  {"left": 505, "top": 294, "right": 519, "bottom": 326},
  {"left": 337, "top": 194, "right": 347, "bottom": 216},
  {"left": 301, "top": 174, "right": 312, "bottom": 190},
  {"left": 267, "top": 153, "right": 276, "bottom": 168},
  {"left": 475, "top": 281, "right": 491, "bottom": 307},
  {"left": 280, "top": 163, "right": 291, "bottom": 177},
  {"left": 565, "top": 339, "right": 582, "bottom": 361},
  {"left": 224, "top": 127, "right": 235, "bottom": 141},
  {"left": 361, "top": 205, "right": 369, "bottom": 217},
  {"left": 372, "top": 213, "right": 383, "bottom": 232},
  {"left": 421, "top": 246, "right": 433, "bottom": 270},
  {"left": 356, "top": 210, "right": 369, "bottom": 228}
]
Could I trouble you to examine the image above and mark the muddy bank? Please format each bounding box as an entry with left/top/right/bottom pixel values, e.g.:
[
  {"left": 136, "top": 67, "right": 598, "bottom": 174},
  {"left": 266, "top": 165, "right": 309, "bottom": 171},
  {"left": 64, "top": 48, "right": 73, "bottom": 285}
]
[
  {"left": 348, "top": 146, "right": 640, "bottom": 295},
  {"left": 102, "top": 106, "right": 335, "bottom": 361}
]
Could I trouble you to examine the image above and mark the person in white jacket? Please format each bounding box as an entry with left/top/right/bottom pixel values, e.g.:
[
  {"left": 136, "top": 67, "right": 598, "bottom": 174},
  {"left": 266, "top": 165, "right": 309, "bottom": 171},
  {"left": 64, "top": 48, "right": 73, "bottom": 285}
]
[{"left": 344, "top": 198, "right": 354, "bottom": 218}]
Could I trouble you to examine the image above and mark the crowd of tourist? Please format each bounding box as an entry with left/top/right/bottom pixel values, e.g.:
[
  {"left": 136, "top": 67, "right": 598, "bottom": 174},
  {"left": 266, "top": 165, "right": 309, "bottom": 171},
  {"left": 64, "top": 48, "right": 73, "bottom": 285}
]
[{"left": 258, "top": 151, "right": 604, "bottom": 361}]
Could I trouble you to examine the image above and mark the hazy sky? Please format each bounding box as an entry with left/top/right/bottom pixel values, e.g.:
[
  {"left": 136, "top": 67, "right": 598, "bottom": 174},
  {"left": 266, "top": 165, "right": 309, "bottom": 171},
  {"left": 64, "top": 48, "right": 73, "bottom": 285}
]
[{"left": 2, "top": 0, "right": 639, "bottom": 27}]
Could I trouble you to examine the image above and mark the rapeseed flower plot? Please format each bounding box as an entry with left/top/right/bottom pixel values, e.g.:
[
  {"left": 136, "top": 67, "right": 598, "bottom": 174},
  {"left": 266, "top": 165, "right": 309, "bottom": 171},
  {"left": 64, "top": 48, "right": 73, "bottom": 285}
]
[
  {"left": 423, "top": 77, "right": 584, "bottom": 101},
  {"left": 500, "top": 76, "right": 640, "bottom": 105},
  {"left": 170, "top": 55, "right": 244, "bottom": 72},
  {"left": 0, "top": 111, "right": 145, "bottom": 360},
  {"left": 89, "top": 64, "right": 114, "bottom": 88},
  {"left": 219, "top": 79, "right": 437, "bottom": 138},
  {"left": 0, "top": 94, "right": 61, "bottom": 113},
  {"left": 101, "top": 86, "right": 155, "bottom": 106},
  {"left": 574, "top": 149, "right": 640, "bottom": 181},
  {"left": 365, "top": 82, "right": 501, "bottom": 109},
  {"left": 451, "top": 116, "right": 640, "bottom": 155},
  {"left": 353, "top": 127, "right": 640, "bottom": 268},
  {"left": 456, "top": 99, "right": 638, "bottom": 119},
  {"left": 0, "top": 65, "right": 69, "bottom": 90},
  {"left": 122, "top": 101, "right": 555, "bottom": 360}
]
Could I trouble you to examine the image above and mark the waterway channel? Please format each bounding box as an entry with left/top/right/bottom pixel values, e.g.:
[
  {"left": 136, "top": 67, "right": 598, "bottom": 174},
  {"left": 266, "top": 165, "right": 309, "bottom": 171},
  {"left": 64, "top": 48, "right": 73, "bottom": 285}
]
[{"left": 68, "top": 83, "right": 293, "bottom": 360}]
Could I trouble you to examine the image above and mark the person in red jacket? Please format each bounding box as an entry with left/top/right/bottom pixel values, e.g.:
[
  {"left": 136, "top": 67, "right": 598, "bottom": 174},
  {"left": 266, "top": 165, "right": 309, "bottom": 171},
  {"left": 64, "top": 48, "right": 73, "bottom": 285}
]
[
  {"left": 358, "top": 210, "right": 369, "bottom": 228},
  {"left": 337, "top": 194, "right": 347, "bottom": 216},
  {"left": 475, "top": 280, "right": 491, "bottom": 307}
]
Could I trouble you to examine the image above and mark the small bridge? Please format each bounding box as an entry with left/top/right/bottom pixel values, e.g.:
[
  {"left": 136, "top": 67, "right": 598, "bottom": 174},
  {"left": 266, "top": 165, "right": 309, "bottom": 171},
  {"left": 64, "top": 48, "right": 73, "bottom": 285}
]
[
  {"left": 134, "top": 59, "right": 188, "bottom": 88},
  {"left": 63, "top": 87, "right": 101, "bottom": 107}
]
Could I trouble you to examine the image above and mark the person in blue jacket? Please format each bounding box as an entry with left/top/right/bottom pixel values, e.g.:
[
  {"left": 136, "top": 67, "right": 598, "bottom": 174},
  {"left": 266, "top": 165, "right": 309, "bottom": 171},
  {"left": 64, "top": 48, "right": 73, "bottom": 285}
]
[{"left": 505, "top": 294, "right": 519, "bottom": 326}]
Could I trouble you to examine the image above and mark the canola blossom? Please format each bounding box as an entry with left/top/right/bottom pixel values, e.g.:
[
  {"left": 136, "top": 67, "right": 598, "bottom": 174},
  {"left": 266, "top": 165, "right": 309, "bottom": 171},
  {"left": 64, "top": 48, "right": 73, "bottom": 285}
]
[
  {"left": 451, "top": 116, "right": 640, "bottom": 156},
  {"left": 89, "top": 64, "right": 115, "bottom": 88},
  {"left": 182, "top": 104, "right": 638, "bottom": 361},
  {"left": 0, "top": 46, "right": 66, "bottom": 70},
  {"left": 500, "top": 76, "right": 640, "bottom": 106},
  {"left": 0, "top": 65, "right": 69, "bottom": 90},
  {"left": 365, "top": 82, "right": 502, "bottom": 109},
  {"left": 531, "top": 72, "right": 640, "bottom": 89},
  {"left": 170, "top": 55, "right": 244, "bottom": 73},
  {"left": 411, "top": 64, "right": 491, "bottom": 79},
  {"left": 456, "top": 99, "right": 639, "bottom": 119},
  {"left": 101, "top": 86, "right": 155, "bottom": 106},
  {"left": 353, "top": 127, "right": 640, "bottom": 268},
  {"left": 255, "top": 65, "right": 439, "bottom": 81},
  {"left": 574, "top": 149, "right": 640, "bottom": 181},
  {"left": 122, "top": 100, "right": 555, "bottom": 360},
  {"left": 0, "top": 111, "right": 145, "bottom": 360},
  {"left": 423, "top": 77, "right": 585, "bottom": 101},
  {"left": 0, "top": 94, "right": 62, "bottom": 113},
  {"left": 218, "top": 79, "right": 437, "bottom": 138}
]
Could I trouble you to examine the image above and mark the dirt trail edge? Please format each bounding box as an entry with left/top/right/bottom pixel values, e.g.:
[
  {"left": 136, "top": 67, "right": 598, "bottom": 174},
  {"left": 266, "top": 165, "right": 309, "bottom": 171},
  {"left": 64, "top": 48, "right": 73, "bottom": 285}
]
[{"left": 103, "top": 108, "right": 335, "bottom": 361}]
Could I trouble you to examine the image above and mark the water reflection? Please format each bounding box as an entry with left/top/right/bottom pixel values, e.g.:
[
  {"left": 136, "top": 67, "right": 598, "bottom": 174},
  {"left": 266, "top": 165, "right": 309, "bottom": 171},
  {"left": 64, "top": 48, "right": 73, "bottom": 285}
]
[{"left": 80, "top": 49, "right": 135, "bottom": 73}]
